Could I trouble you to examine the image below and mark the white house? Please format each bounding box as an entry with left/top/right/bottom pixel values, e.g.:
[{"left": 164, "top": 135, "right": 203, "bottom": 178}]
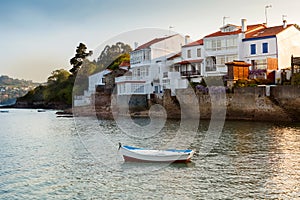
[
  {"left": 203, "top": 19, "right": 266, "bottom": 76},
  {"left": 88, "top": 69, "right": 112, "bottom": 92},
  {"left": 116, "top": 34, "right": 185, "bottom": 98},
  {"left": 242, "top": 20, "right": 300, "bottom": 72},
  {"left": 202, "top": 19, "right": 300, "bottom": 80},
  {"left": 162, "top": 52, "right": 189, "bottom": 95},
  {"left": 176, "top": 38, "right": 205, "bottom": 82},
  {"left": 74, "top": 69, "right": 112, "bottom": 107}
]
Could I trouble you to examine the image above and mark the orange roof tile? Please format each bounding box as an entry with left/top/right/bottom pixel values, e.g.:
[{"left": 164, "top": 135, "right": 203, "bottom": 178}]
[
  {"left": 245, "top": 24, "right": 293, "bottom": 39},
  {"left": 134, "top": 35, "right": 176, "bottom": 51},
  {"left": 182, "top": 39, "right": 203, "bottom": 47},
  {"left": 167, "top": 52, "right": 181, "bottom": 60},
  {"left": 204, "top": 24, "right": 266, "bottom": 38},
  {"left": 119, "top": 61, "right": 130, "bottom": 67},
  {"left": 176, "top": 59, "right": 203, "bottom": 65}
]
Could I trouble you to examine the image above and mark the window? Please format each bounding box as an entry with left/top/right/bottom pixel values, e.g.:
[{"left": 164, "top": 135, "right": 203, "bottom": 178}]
[
  {"left": 187, "top": 49, "right": 191, "bottom": 58},
  {"left": 216, "top": 55, "right": 238, "bottom": 67},
  {"left": 131, "top": 84, "right": 144, "bottom": 93},
  {"left": 262, "top": 43, "right": 268, "bottom": 53},
  {"left": 216, "top": 56, "right": 226, "bottom": 66},
  {"left": 252, "top": 59, "right": 267, "bottom": 70},
  {"left": 250, "top": 44, "right": 256, "bottom": 55},
  {"left": 197, "top": 48, "right": 201, "bottom": 57},
  {"left": 205, "top": 38, "right": 237, "bottom": 51}
]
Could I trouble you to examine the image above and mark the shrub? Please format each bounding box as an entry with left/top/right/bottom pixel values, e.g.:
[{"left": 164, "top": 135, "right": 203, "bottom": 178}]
[{"left": 291, "top": 73, "right": 300, "bottom": 85}]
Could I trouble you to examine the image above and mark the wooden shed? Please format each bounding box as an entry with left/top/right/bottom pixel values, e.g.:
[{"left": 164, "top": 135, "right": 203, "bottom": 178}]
[{"left": 226, "top": 60, "right": 251, "bottom": 81}]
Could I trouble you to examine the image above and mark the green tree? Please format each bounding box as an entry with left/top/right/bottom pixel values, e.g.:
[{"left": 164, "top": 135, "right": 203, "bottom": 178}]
[
  {"left": 47, "top": 69, "right": 70, "bottom": 84},
  {"left": 95, "top": 42, "right": 132, "bottom": 73},
  {"left": 107, "top": 53, "right": 130, "bottom": 70},
  {"left": 70, "top": 43, "right": 93, "bottom": 75}
]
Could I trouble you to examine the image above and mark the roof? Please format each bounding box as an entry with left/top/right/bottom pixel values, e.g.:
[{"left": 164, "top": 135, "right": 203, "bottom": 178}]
[
  {"left": 119, "top": 60, "right": 130, "bottom": 67},
  {"left": 245, "top": 24, "right": 294, "bottom": 39},
  {"left": 167, "top": 52, "right": 181, "bottom": 60},
  {"left": 90, "top": 69, "right": 112, "bottom": 77},
  {"left": 225, "top": 60, "right": 251, "bottom": 66},
  {"left": 182, "top": 39, "right": 203, "bottom": 47},
  {"left": 176, "top": 59, "right": 203, "bottom": 65},
  {"left": 204, "top": 24, "right": 266, "bottom": 38},
  {"left": 134, "top": 35, "right": 176, "bottom": 51}
]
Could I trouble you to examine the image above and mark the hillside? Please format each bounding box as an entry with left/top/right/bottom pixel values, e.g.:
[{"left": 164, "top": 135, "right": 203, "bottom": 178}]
[
  {"left": 13, "top": 42, "right": 132, "bottom": 109},
  {"left": 0, "top": 75, "right": 40, "bottom": 105}
]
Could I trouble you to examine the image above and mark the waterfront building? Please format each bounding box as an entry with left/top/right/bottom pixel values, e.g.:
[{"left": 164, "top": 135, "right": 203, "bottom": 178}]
[
  {"left": 203, "top": 19, "right": 266, "bottom": 76},
  {"left": 73, "top": 69, "right": 111, "bottom": 107},
  {"left": 115, "top": 34, "right": 185, "bottom": 98},
  {"left": 85, "top": 19, "right": 300, "bottom": 104},
  {"left": 241, "top": 20, "right": 300, "bottom": 81},
  {"left": 176, "top": 38, "right": 204, "bottom": 83},
  {"left": 202, "top": 19, "right": 300, "bottom": 81}
]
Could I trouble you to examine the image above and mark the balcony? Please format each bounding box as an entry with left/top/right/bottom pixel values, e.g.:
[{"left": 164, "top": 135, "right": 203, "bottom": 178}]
[
  {"left": 205, "top": 65, "right": 217, "bottom": 72},
  {"left": 115, "top": 76, "right": 146, "bottom": 83},
  {"left": 180, "top": 70, "right": 200, "bottom": 77}
]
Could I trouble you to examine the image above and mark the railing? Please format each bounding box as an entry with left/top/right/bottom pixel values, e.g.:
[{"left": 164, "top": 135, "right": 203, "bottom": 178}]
[
  {"left": 205, "top": 66, "right": 217, "bottom": 71},
  {"left": 115, "top": 76, "right": 147, "bottom": 83},
  {"left": 180, "top": 70, "right": 200, "bottom": 76}
]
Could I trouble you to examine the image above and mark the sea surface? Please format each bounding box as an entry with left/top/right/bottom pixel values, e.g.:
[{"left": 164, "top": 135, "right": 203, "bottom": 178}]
[{"left": 0, "top": 109, "right": 300, "bottom": 199}]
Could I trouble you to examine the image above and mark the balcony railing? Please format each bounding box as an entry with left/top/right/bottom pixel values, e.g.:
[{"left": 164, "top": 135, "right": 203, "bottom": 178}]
[
  {"left": 115, "top": 76, "right": 147, "bottom": 83},
  {"left": 205, "top": 65, "right": 217, "bottom": 71},
  {"left": 180, "top": 70, "right": 200, "bottom": 77}
]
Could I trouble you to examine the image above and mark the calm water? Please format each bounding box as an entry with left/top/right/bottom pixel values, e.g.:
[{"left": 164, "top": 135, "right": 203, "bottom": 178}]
[{"left": 0, "top": 109, "right": 300, "bottom": 199}]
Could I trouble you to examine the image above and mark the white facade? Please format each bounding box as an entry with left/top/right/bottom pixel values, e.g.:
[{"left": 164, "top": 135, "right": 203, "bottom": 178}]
[
  {"left": 163, "top": 54, "right": 188, "bottom": 95},
  {"left": 242, "top": 24, "right": 300, "bottom": 71},
  {"left": 242, "top": 37, "right": 277, "bottom": 70},
  {"left": 202, "top": 23, "right": 250, "bottom": 76},
  {"left": 88, "top": 69, "right": 111, "bottom": 92},
  {"left": 116, "top": 34, "right": 185, "bottom": 97},
  {"left": 179, "top": 40, "right": 205, "bottom": 82},
  {"left": 74, "top": 69, "right": 112, "bottom": 107},
  {"left": 277, "top": 25, "right": 300, "bottom": 69}
]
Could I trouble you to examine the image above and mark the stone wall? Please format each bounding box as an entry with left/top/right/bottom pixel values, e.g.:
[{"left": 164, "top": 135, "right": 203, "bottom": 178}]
[
  {"left": 150, "top": 86, "right": 297, "bottom": 122},
  {"left": 270, "top": 85, "right": 300, "bottom": 121},
  {"left": 226, "top": 87, "right": 291, "bottom": 122},
  {"left": 89, "top": 85, "right": 300, "bottom": 122}
]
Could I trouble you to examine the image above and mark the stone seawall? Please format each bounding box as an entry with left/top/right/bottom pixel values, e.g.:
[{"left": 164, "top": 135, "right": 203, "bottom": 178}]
[
  {"left": 73, "top": 85, "right": 300, "bottom": 122},
  {"left": 152, "top": 86, "right": 300, "bottom": 122}
]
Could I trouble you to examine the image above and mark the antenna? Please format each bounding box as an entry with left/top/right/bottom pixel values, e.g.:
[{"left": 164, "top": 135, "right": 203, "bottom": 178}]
[
  {"left": 223, "top": 16, "right": 230, "bottom": 26},
  {"left": 265, "top": 5, "right": 272, "bottom": 26},
  {"left": 282, "top": 15, "right": 287, "bottom": 21},
  {"left": 169, "top": 26, "right": 174, "bottom": 35}
]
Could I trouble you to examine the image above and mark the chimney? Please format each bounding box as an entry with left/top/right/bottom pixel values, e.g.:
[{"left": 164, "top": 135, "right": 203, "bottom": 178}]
[
  {"left": 134, "top": 42, "right": 138, "bottom": 49},
  {"left": 185, "top": 35, "right": 190, "bottom": 45},
  {"left": 241, "top": 19, "right": 247, "bottom": 32},
  {"left": 283, "top": 20, "right": 287, "bottom": 28}
]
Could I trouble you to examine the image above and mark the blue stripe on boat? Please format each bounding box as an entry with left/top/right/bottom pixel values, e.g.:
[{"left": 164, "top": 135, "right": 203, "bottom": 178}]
[
  {"left": 123, "top": 145, "right": 143, "bottom": 150},
  {"left": 123, "top": 145, "right": 192, "bottom": 153},
  {"left": 166, "top": 149, "right": 192, "bottom": 153}
]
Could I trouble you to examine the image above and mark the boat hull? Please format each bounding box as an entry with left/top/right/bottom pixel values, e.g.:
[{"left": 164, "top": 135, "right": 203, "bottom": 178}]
[{"left": 119, "top": 145, "right": 194, "bottom": 163}]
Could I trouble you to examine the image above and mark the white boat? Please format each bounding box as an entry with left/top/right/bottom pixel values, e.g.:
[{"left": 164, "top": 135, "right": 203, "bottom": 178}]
[{"left": 118, "top": 143, "right": 195, "bottom": 163}]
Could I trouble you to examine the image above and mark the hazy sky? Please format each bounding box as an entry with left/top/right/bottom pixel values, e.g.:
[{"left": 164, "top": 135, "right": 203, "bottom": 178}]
[{"left": 1, "top": 0, "right": 300, "bottom": 82}]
